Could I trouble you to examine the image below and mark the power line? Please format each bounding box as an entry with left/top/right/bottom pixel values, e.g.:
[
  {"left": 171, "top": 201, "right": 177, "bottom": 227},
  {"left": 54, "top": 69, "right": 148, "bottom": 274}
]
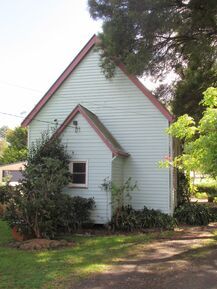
[
  {"left": 0, "top": 98, "right": 168, "bottom": 128},
  {"left": 0, "top": 111, "right": 77, "bottom": 129},
  {"left": 0, "top": 80, "right": 43, "bottom": 93}
]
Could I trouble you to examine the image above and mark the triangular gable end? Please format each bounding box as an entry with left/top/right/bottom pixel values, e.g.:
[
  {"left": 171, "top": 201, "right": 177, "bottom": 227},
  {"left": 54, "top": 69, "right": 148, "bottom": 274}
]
[
  {"left": 21, "top": 35, "right": 173, "bottom": 127},
  {"left": 52, "top": 104, "right": 129, "bottom": 157}
]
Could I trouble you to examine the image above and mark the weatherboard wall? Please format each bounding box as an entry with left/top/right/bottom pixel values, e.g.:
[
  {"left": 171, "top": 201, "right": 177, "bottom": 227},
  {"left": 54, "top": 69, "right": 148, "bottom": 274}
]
[
  {"left": 61, "top": 112, "right": 112, "bottom": 224},
  {"left": 28, "top": 47, "right": 171, "bottom": 217},
  {"left": 111, "top": 156, "right": 124, "bottom": 213}
]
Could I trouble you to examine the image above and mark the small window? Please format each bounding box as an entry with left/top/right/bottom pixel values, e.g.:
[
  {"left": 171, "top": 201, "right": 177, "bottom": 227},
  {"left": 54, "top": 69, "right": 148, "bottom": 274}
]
[{"left": 69, "top": 161, "right": 88, "bottom": 187}]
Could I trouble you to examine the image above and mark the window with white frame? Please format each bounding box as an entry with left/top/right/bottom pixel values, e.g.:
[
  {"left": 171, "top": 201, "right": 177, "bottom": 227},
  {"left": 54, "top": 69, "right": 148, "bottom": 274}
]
[{"left": 69, "top": 161, "right": 88, "bottom": 187}]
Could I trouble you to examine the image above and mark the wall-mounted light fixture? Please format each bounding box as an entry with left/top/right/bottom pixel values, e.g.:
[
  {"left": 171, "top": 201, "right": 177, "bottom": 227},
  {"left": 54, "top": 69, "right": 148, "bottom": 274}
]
[
  {"left": 54, "top": 119, "right": 58, "bottom": 126},
  {"left": 73, "top": 120, "right": 80, "bottom": 133}
]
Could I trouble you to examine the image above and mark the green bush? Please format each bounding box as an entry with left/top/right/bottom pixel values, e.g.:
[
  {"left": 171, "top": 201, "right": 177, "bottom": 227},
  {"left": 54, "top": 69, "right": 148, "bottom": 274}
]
[
  {"left": 3, "top": 129, "right": 95, "bottom": 239},
  {"left": 54, "top": 195, "right": 95, "bottom": 232},
  {"left": 139, "top": 206, "right": 177, "bottom": 230},
  {"left": 206, "top": 205, "right": 217, "bottom": 222},
  {"left": 194, "top": 192, "right": 208, "bottom": 199},
  {"left": 4, "top": 192, "right": 94, "bottom": 238},
  {"left": 196, "top": 183, "right": 217, "bottom": 198},
  {"left": 111, "top": 206, "right": 139, "bottom": 231},
  {"left": 174, "top": 203, "right": 210, "bottom": 226},
  {"left": 111, "top": 206, "right": 176, "bottom": 231},
  {"left": 0, "top": 183, "right": 14, "bottom": 204}
]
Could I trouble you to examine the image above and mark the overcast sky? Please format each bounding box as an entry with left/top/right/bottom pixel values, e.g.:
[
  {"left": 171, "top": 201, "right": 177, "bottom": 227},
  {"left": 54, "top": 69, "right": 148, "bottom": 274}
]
[{"left": 0, "top": 0, "right": 163, "bottom": 128}]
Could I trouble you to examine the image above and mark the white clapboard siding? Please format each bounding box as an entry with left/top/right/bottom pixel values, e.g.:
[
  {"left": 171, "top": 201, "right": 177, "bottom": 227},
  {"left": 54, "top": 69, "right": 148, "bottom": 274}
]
[
  {"left": 29, "top": 47, "right": 172, "bottom": 219},
  {"left": 112, "top": 157, "right": 124, "bottom": 187},
  {"left": 61, "top": 112, "right": 112, "bottom": 224},
  {"left": 111, "top": 156, "right": 124, "bottom": 213}
]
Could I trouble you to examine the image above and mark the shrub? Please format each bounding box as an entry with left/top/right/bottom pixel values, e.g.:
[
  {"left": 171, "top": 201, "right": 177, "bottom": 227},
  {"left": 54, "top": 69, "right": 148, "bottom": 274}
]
[
  {"left": 139, "top": 206, "right": 177, "bottom": 230},
  {"left": 54, "top": 195, "right": 95, "bottom": 232},
  {"left": 0, "top": 183, "right": 15, "bottom": 217},
  {"left": 111, "top": 205, "right": 176, "bottom": 231},
  {"left": 206, "top": 205, "right": 217, "bottom": 222},
  {"left": 4, "top": 192, "right": 94, "bottom": 238},
  {"left": 194, "top": 192, "right": 208, "bottom": 199},
  {"left": 196, "top": 183, "right": 217, "bottom": 198},
  {"left": 3, "top": 129, "right": 95, "bottom": 239},
  {"left": 0, "top": 182, "right": 15, "bottom": 204},
  {"left": 111, "top": 206, "right": 139, "bottom": 231},
  {"left": 174, "top": 203, "right": 210, "bottom": 226}
]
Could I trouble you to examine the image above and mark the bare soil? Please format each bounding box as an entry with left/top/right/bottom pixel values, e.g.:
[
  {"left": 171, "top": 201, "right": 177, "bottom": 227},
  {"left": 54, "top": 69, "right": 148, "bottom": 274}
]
[{"left": 73, "top": 224, "right": 217, "bottom": 289}]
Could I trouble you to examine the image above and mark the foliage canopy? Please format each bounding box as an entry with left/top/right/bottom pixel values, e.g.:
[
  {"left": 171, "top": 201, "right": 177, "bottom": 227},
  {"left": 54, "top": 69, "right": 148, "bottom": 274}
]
[
  {"left": 167, "top": 87, "right": 217, "bottom": 179},
  {"left": 88, "top": 0, "right": 217, "bottom": 119},
  {"left": 89, "top": 0, "right": 217, "bottom": 78},
  {"left": 0, "top": 126, "right": 27, "bottom": 164}
]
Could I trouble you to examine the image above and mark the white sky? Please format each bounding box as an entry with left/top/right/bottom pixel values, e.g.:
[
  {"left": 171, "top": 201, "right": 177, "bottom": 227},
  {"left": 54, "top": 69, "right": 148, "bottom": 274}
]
[{"left": 0, "top": 0, "right": 173, "bottom": 128}]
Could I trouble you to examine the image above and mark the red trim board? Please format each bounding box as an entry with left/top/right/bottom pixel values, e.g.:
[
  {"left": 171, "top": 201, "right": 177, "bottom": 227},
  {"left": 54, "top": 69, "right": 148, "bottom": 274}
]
[{"left": 52, "top": 104, "right": 129, "bottom": 157}]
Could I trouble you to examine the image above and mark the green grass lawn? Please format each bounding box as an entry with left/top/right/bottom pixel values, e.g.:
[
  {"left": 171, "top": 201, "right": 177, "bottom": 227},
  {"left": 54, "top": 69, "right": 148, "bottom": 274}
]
[{"left": 0, "top": 219, "right": 171, "bottom": 289}]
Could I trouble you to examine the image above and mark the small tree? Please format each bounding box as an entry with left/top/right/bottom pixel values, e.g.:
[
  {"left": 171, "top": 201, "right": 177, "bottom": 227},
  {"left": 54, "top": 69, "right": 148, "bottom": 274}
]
[
  {"left": 166, "top": 87, "right": 217, "bottom": 179},
  {"left": 4, "top": 130, "right": 94, "bottom": 238}
]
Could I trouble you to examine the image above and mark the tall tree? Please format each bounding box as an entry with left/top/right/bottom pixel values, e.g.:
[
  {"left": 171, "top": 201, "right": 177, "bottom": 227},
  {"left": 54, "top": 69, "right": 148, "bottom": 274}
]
[{"left": 88, "top": 0, "right": 217, "bottom": 118}]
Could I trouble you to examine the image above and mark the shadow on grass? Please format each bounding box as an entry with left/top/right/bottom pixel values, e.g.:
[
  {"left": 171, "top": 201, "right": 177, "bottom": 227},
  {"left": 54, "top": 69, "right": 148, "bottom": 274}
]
[
  {"left": 0, "top": 220, "right": 217, "bottom": 289},
  {"left": 0, "top": 232, "right": 153, "bottom": 289},
  {"left": 73, "top": 240, "right": 217, "bottom": 289}
]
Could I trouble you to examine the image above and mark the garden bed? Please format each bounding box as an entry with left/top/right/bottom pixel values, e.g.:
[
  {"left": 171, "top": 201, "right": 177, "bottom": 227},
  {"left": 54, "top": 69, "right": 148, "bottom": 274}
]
[{"left": 8, "top": 238, "right": 75, "bottom": 251}]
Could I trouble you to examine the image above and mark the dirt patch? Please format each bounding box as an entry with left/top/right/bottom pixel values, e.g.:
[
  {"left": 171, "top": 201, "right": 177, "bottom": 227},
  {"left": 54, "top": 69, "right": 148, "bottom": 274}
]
[
  {"left": 72, "top": 223, "right": 217, "bottom": 289},
  {"left": 8, "top": 238, "right": 75, "bottom": 250}
]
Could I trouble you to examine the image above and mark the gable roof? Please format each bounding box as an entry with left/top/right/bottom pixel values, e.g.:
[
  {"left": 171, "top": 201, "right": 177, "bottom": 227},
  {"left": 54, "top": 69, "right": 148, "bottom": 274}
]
[
  {"left": 52, "top": 104, "right": 129, "bottom": 157},
  {"left": 21, "top": 35, "right": 173, "bottom": 127}
]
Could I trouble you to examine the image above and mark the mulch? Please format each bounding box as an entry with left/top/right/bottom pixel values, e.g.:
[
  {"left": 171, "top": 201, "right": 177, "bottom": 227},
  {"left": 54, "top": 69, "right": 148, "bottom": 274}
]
[{"left": 8, "top": 238, "right": 75, "bottom": 250}]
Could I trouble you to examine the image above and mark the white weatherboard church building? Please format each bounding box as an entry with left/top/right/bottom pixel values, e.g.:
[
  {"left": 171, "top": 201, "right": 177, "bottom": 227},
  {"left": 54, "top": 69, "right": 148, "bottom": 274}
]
[{"left": 22, "top": 35, "right": 175, "bottom": 224}]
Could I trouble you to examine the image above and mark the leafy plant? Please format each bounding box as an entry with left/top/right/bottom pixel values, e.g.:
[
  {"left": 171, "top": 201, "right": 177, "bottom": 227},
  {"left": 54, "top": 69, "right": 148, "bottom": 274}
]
[
  {"left": 0, "top": 182, "right": 14, "bottom": 204},
  {"left": 196, "top": 183, "right": 217, "bottom": 198},
  {"left": 166, "top": 87, "right": 217, "bottom": 179},
  {"left": 111, "top": 205, "right": 176, "bottom": 231},
  {"left": 54, "top": 195, "right": 95, "bottom": 233},
  {"left": 139, "top": 207, "right": 177, "bottom": 230},
  {"left": 3, "top": 129, "right": 95, "bottom": 239},
  {"left": 0, "top": 126, "right": 28, "bottom": 164},
  {"left": 194, "top": 192, "right": 208, "bottom": 200},
  {"left": 174, "top": 203, "right": 210, "bottom": 226},
  {"left": 101, "top": 177, "right": 137, "bottom": 208},
  {"left": 207, "top": 205, "right": 217, "bottom": 222},
  {"left": 111, "top": 205, "right": 139, "bottom": 232},
  {"left": 101, "top": 177, "right": 137, "bottom": 228}
]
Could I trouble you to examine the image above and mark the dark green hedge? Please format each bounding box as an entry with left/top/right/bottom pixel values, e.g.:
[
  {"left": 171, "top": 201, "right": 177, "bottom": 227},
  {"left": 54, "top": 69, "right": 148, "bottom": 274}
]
[
  {"left": 174, "top": 203, "right": 216, "bottom": 226},
  {"left": 111, "top": 206, "right": 176, "bottom": 231},
  {"left": 196, "top": 183, "right": 217, "bottom": 197}
]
